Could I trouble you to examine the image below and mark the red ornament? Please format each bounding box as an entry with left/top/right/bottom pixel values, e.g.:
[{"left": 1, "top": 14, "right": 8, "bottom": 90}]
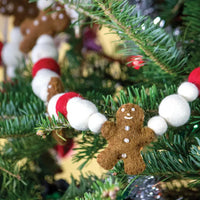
[
  {"left": 0, "top": 41, "right": 3, "bottom": 65},
  {"left": 127, "top": 55, "right": 145, "bottom": 70},
  {"left": 32, "top": 58, "right": 60, "bottom": 77},
  {"left": 56, "top": 92, "right": 82, "bottom": 118},
  {"left": 188, "top": 67, "right": 200, "bottom": 94},
  {"left": 54, "top": 138, "right": 74, "bottom": 158}
]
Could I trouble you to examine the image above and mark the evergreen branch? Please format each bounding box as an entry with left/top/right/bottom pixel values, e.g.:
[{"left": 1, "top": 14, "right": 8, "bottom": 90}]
[
  {"left": 96, "top": 1, "right": 172, "bottom": 74},
  {"left": 0, "top": 166, "right": 21, "bottom": 181},
  {"left": 0, "top": 114, "right": 45, "bottom": 138},
  {"left": 67, "top": 0, "right": 187, "bottom": 74},
  {"left": 73, "top": 132, "right": 107, "bottom": 170}
]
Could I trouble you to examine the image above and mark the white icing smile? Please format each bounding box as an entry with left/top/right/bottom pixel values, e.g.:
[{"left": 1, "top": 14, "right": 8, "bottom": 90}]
[{"left": 124, "top": 116, "right": 133, "bottom": 119}]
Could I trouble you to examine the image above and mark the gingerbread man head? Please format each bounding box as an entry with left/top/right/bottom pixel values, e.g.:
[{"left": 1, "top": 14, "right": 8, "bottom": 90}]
[
  {"left": 97, "top": 103, "right": 155, "bottom": 175},
  {"left": 116, "top": 103, "right": 144, "bottom": 129}
]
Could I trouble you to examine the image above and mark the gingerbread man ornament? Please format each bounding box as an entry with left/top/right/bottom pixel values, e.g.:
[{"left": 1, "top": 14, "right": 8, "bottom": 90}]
[
  {"left": 97, "top": 103, "right": 155, "bottom": 175},
  {"left": 0, "top": 0, "right": 39, "bottom": 26},
  {"left": 20, "top": 4, "right": 70, "bottom": 53}
]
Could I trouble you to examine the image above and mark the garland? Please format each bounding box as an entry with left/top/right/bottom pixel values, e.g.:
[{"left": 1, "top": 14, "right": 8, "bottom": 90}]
[{"left": 1, "top": 0, "right": 200, "bottom": 175}]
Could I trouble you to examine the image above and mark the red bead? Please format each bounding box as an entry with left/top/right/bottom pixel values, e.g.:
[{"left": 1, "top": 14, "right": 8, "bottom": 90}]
[
  {"left": 188, "top": 67, "right": 200, "bottom": 94},
  {"left": 56, "top": 92, "right": 82, "bottom": 118},
  {"left": 0, "top": 41, "right": 3, "bottom": 64},
  {"left": 127, "top": 55, "right": 145, "bottom": 70},
  {"left": 32, "top": 58, "right": 60, "bottom": 77}
]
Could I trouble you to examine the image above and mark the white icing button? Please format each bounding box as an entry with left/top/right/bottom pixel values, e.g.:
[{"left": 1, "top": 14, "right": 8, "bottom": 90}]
[
  {"left": 7, "top": 3, "right": 14, "bottom": 12},
  {"left": 56, "top": 6, "right": 61, "bottom": 11},
  {"left": 2, "top": 0, "right": 7, "bottom": 5},
  {"left": 125, "top": 126, "right": 130, "bottom": 131},
  {"left": 121, "top": 108, "right": 125, "bottom": 112},
  {"left": 124, "top": 138, "right": 130, "bottom": 143},
  {"left": 122, "top": 153, "right": 127, "bottom": 158},
  {"left": 0, "top": 7, "right": 6, "bottom": 13},
  {"left": 48, "top": 85, "right": 52, "bottom": 89},
  {"left": 131, "top": 108, "right": 135, "bottom": 111},
  {"left": 33, "top": 20, "right": 39, "bottom": 26},
  {"left": 26, "top": 29, "right": 30, "bottom": 34},
  {"left": 42, "top": 16, "right": 47, "bottom": 21},
  {"left": 59, "top": 13, "right": 64, "bottom": 19},
  {"left": 17, "top": 6, "right": 24, "bottom": 13}
]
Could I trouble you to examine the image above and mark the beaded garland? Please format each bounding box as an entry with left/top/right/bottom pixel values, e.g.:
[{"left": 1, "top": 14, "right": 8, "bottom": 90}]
[{"left": 2, "top": 0, "right": 200, "bottom": 175}]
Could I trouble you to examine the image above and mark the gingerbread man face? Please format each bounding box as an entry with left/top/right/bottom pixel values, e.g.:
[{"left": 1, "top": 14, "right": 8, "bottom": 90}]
[
  {"left": 116, "top": 103, "right": 144, "bottom": 128},
  {"left": 97, "top": 103, "right": 155, "bottom": 175}
]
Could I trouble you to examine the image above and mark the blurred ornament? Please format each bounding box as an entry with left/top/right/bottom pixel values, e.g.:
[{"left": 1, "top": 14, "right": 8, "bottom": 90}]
[
  {"left": 82, "top": 24, "right": 102, "bottom": 52},
  {"left": 127, "top": 55, "right": 145, "bottom": 70},
  {"left": 0, "top": 41, "right": 3, "bottom": 64},
  {"left": 54, "top": 138, "right": 74, "bottom": 158},
  {"left": 188, "top": 67, "right": 200, "bottom": 95},
  {"left": 126, "top": 176, "right": 164, "bottom": 200},
  {"left": 42, "top": 179, "right": 69, "bottom": 199}
]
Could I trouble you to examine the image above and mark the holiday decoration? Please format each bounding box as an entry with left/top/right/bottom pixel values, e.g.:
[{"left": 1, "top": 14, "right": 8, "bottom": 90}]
[
  {"left": 20, "top": 3, "right": 70, "bottom": 53},
  {"left": 1, "top": 27, "right": 24, "bottom": 77},
  {"left": 0, "top": 41, "right": 3, "bottom": 64},
  {"left": 127, "top": 55, "right": 145, "bottom": 70},
  {"left": 48, "top": 93, "right": 107, "bottom": 133},
  {"left": 0, "top": 0, "right": 39, "bottom": 26},
  {"left": 31, "top": 35, "right": 58, "bottom": 64},
  {"left": 97, "top": 103, "right": 155, "bottom": 175},
  {"left": 126, "top": 176, "right": 164, "bottom": 200},
  {"left": 188, "top": 67, "right": 200, "bottom": 94}
]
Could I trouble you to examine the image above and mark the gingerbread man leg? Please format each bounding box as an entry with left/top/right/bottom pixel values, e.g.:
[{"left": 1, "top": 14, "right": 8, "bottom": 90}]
[
  {"left": 123, "top": 153, "right": 146, "bottom": 175},
  {"left": 97, "top": 147, "right": 120, "bottom": 170}
]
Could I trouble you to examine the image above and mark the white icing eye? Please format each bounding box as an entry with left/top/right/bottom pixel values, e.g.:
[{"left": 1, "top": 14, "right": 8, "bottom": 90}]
[
  {"left": 131, "top": 108, "right": 135, "bottom": 112},
  {"left": 121, "top": 108, "right": 125, "bottom": 112}
]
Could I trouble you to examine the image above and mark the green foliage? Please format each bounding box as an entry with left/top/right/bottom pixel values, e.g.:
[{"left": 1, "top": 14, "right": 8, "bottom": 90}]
[
  {"left": 65, "top": 0, "right": 188, "bottom": 75},
  {"left": 182, "top": 0, "right": 200, "bottom": 69}
]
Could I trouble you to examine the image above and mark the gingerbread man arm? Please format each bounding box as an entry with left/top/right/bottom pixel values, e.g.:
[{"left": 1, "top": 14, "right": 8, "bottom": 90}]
[
  {"left": 101, "top": 121, "right": 116, "bottom": 140},
  {"left": 137, "top": 127, "right": 156, "bottom": 147}
]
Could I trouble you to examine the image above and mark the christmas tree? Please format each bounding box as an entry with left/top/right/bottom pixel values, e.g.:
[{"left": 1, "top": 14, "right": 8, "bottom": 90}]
[{"left": 0, "top": 0, "right": 200, "bottom": 199}]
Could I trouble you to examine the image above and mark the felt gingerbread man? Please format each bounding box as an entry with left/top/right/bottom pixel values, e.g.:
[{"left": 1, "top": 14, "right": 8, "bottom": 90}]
[
  {"left": 20, "top": 4, "right": 70, "bottom": 53},
  {"left": 0, "top": 0, "right": 39, "bottom": 26},
  {"left": 97, "top": 103, "right": 155, "bottom": 175}
]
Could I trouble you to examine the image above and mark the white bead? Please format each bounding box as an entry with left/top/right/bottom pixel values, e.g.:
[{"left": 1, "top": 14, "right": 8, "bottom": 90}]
[
  {"left": 88, "top": 113, "right": 107, "bottom": 134},
  {"left": 121, "top": 153, "right": 127, "bottom": 158},
  {"left": 48, "top": 93, "right": 64, "bottom": 120},
  {"left": 147, "top": 116, "right": 168, "bottom": 135},
  {"left": 2, "top": 43, "right": 24, "bottom": 68},
  {"left": 31, "top": 43, "right": 58, "bottom": 63},
  {"left": 158, "top": 94, "right": 191, "bottom": 127},
  {"left": 37, "top": 0, "right": 54, "bottom": 10},
  {"left": 10, "top": 27, "right": 23, "bottom": 44},
  {"left": 125, "top": 126, "right": 130, "bottom": 131},
  {"left": 67, "top": 97, "right": 98, "bottom": 131},
  {"left": 32, "top": 69, "right": 59, "bottom": 102},
  {"left": 124, "top": 138, "right": 130, "bottom": 143},
  {"left": 178, "top": 82, "right": 199, "bottom": 102},
  {"left": 36, "top": 35, "right": 54, "bottom": 45}
]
